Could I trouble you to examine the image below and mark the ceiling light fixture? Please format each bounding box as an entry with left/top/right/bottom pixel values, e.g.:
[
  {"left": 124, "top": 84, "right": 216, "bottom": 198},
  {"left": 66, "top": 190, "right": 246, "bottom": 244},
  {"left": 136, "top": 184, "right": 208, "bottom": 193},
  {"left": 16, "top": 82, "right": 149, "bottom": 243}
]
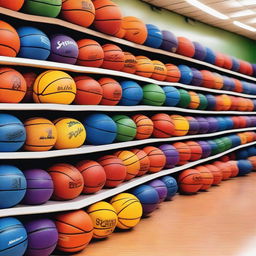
[
  {"left": 233, "top": 21, "right": 256, "bottom": 32},
  {"left": 186, "top": 0, "right": 229, "bottom": 20}
]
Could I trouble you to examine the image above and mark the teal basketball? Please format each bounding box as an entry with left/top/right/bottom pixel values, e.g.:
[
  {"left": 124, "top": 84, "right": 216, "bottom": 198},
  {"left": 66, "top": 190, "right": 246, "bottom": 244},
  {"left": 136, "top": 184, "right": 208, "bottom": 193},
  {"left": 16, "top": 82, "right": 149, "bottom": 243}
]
[
  {"left": 197, "top": 93, "right": 208, "bottom": 110},
  {"left": 177, "top": 89, "right": 191, "bottom": 108},
  {"left": 142, "top": 84, "right": 166, "bottom": 106}
]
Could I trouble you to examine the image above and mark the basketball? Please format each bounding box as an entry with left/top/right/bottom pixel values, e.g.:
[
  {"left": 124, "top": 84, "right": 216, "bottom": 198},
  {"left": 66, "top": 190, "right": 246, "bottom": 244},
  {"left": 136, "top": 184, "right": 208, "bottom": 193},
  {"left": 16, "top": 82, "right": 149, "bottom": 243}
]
[
  {"left": 98, "top": 77, "right": 122, "bottom": 105},
  {"left": 177, "top": 37, "right": 195, "bottom": 57},
  {"left": 198, "top": 141, "right": 212, "bottom": 158},
  {"left": 188, "top": 91, "right": 200, "bottom": 109},
  {"left": 200, "top": 70, "right": 215, "bottom": 88},
  {"left": 23, "top": 117, "right": 57, "bottom": 151},
  {"left": 114, "top": 150, "right": 140, "bottom": 180},
  {"left": 76, "top": 39, "right": 104, "bottom": 67},
  {"left": 53, "top": 117, "right": 86, "bottom": 149},
  {"left": 186, "top": 141, "right": 202, "bottom": 161},
  {"left": 131, "top": 114, "right": 154, "bottom": 140},
  {"left": 178, "top": 169, "right": 202, "bottom": 194},
  {"left": 74, "top": 75, "right": 103, "bottom": 105},
  {"left": 237, "top": 160, "right": 253, "bottom": 176},
  {"left": 191, "top": 68, "right": 203, "bottom": 86},
  {"left": 143, "top": 146, "right": 166, "bottom": 173},
  {"left": 0, "top": 0, "right": 24, "bottom": 11},
  {"left": 178, "top": 65, "right": 193, "bottom": 84},
  {"left": 206, "top": 117, "right": 219, "bottom": 133},
  {"left": 160, "top": 30, "right": 178, "bottom": 52},
  {"left": 131, "top": 149, "right": 150, "bottom": 176},
  {"left": 55, "top": 210, "right": 93, "bottom": 252},
  {"left": 193, "top": 42, "right": 206, "bottom": 60},
  {"left": 22, "top": 169, "right": 53, "bottom": 205},
  {"left": 144, "top": 24, "right": 163, "bottom": 48},
  {"left": 231, "top": 57, "right": 240, "bottom": 72},
  {"left": 159, "top": 144, "right": 179, "bottom": 168},
  {"left": 142, "top": 83, "right": 166, "bottom": 106},
  {"left": 223, "top": 54, "right": 232, "bottom": 70},
  {"left": 213, "top": 73, "right": 223, "bottom": 90},
  {"left": 83, "top": 113, "right": 117, "bottom": 145},
  {"left": 0, "top": 21, "right": 20, "bottom": 57},
  {"left": 0, "top": 165, "right": 26, "bottom": 208},
  {"left": 160, "top": 176, "right": 178, "bottom": 200},
  {"left": 48, "top": 163, "right": 84, "bottom": 200},
  {"left": 148, "top": 179, "right": 168, "bottom": 203},
  {"left": 93, "top": 0, "right": 122, "bottom": 35},
  {"left": 151, "top": 113, "right": 175, "bottom": 138},
  {"left": 229, "top": 160, "right": 239, "bottom": 177},
  {"left": 177, "top": 89, "right": 191, "bottom": 108},
  {"left": 114, "top": 19, "right": 126, "bottom": 38},
  {"left": 0, "top": 67, "right": 27, "bottom": 103},
  {"left": 186, "top": 116, "right": 199, "bottom": 135},
  {"left": 122, "top": 16, "right": 148, "bottom": 44},
  {"left": 76, "top": 160, "right": 106, "bottom": 193},
  {"left": 22, "top": 72, "right": 37, "bottom": 103},
  {"left": 33, "top": 70, "right": 76, "bottom": 104},
  {"left": 24, "top": 218, "right": 58, "bottom": 256},
  {"left": 110, "top": 193, "right": 143, "bottom": 229},
  {"left": 165, "top": 64, "right": 181, "bottom": 82},
  {"left": 173, "top": 142, "right": 191, "bottom": 165},
  {"left": 163, "top": 86, "right": 180, "bottom": 106},
  {"left": 213, "top": 161, "right": 231, "bottom": 180},
  {"left": 195, "top": 166, "right": 213, "bottom": 190},
  {"left": 204, "top": 47, "right": 216, "bottom": 64},
  {"left": 98, "top": 155, "right": 126, "bottom": 187},
  {"left": 122, "top": 52, "right": 137, "bottom": 73},
  {"left": 135, "top": 56, "right": 154, "bottom": 77},
  {"left": 87, "top": 201, "right": 117, "bottom": 238},
  {"left": 248, "top": 157, "right": 256, "bottom": 171},
  {"left": 119, "top": 80, "right": 143, "bottom": 105},
  {"left": 61, "top": 0, "right": 95, "bottom": 27},
  {"left": 197, "top": 93, "right": 208, "bottom": 110},
  {"left": 215, "top": 52, "right": 225, "bottom": 67},
  {"left": 224, "top": 77, "right": 236, "bottom": 91},
  {"left": 204, "top": 164, "right": 222, "bottom": 185},
  {"left": 196, "top": 117, "right": 209, "bottom": 134},
  {"left": 205, "top": 94, "right": 216, "bottom": 110},
  {"left": 170, "top": 115, "right": 190, "bottom": 136},
  {"left": 151, "top": 60, "right": 167, "bottom": 81}
]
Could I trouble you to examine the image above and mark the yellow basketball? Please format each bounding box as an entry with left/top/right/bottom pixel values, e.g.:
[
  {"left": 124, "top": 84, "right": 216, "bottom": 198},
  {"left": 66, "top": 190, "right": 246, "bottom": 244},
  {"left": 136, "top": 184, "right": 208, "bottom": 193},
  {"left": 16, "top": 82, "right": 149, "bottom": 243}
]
[
  {"left": 188, "top": 91, "right": 200, "bottom": 109},
  {"left": 87, "top": 201, "right": 117, "bottom": 239},
  {"left": 33, "top": 70, "right": 76, "bottom": 104},
  {"left": 53, "top": 118, "right": 86, "bottom": 149},
  {"left": 170, "top": 115, "right": 190, "bottom": 136},
  {"left": 110, "top": 193, "right": 143, "bottom": 229}
]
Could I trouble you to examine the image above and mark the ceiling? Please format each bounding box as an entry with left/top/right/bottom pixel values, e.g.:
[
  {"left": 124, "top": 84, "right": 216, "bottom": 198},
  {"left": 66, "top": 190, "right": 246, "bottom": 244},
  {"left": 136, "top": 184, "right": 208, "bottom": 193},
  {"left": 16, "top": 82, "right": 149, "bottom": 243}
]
[{"left": 142, "top": 0, "right": 256, "bottom": 40}]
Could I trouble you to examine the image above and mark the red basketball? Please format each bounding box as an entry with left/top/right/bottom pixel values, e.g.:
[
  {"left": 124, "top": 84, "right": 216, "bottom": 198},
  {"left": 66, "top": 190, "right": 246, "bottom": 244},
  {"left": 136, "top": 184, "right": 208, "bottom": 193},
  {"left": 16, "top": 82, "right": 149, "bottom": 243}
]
[
  {"left": 172, "top": 142, "right": 191, "bottom": 165},
  {"left": 195, "top": 165, "right": 213, "bottom": 190},
  {"left": 178, "top": 169, "right": 202, "bottom": 194},
  {"left": 237, "top": 116, "right": 247, "bottom": 128},
  {"left": 0, "top": 0, "right": 24, "bottom": 10},
  {"left": 239, "top": 60, "right": 247, "bottom": 74},
  {"left": 131, "top": 148, "right": 150, "bottom": 176},
  {"left": 151, "top": 113, "right": 175, "bottom": 138},
  {"left": 185, "top": 141, "right": 202, "bottom": 161},
  {"left": 165, "top": 64, "right": 181, "bottom": 82},
  {"left": 131, "top": 114, "right": 154, "bottom": 140},
  {"left": 204, "top": 164, "right": 222, "bottom": 185},
  {"left": 232, "top": 78, "right": 243, "bottom": 93},
  {"left": 22, "top": 72, "right": 37, "bottom": 103},
  {"left": 227, "top": 161, "right": 239, "bottom": 177},
  {"left": 213, "top": 161, "right": 231, "bottom": 180},
  {"left": 229, "top": 96, "right": 239, "bottom": 111},
  {"left": 246, "top": 63, "right": 253, "bottom": 76},
  {"left": 231, "top": 116, "right": 241, "bottom": 129},
  {"left": 121, "top": 52, "right": 137, "bottom": 74},
  {"left": 200, "top": 70, "right": 215, "bottom": 88},
  {"left": 215, "top": 52, "right": 225, "bottom": 67},
  {"left": 176, "top": 37, "right": 195, "bottom": 57},
  {"left": 222, "top": 54, "right": 232, "bottom": 70},
  {"left": 76, "top": 160, "right": 106, "bottom": 193}
]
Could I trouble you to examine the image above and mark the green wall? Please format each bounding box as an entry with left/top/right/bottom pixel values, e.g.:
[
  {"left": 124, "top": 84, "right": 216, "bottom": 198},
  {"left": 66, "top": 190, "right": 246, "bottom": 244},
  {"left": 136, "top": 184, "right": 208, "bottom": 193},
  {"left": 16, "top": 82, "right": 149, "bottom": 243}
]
[{"left": 114, "top": 0, "right": 256, "bottom": 63}]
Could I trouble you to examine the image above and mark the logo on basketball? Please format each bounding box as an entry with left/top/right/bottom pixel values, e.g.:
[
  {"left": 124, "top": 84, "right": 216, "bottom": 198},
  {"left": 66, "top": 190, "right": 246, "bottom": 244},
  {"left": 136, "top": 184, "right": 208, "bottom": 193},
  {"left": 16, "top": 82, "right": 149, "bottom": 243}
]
[
  {"left": 12, "top": 77, "right": 21, "bottom": 90},
  {"left": 68, "top": 127, "right": 84, "bottom": 139},
  {"left": 82, "top": 1, "right": 94, "bottom": 10},
  {"left": 56, "top": 40, "right": 77, "bottom": 50},
  {"left": 39, "top": 129, "right": 55, "bottom": 140},
  {"left": 95, "top": 218, "right": 117, "bottom": 228},
  {"left": 6, "top": 130, "right": 25, "bottom": 140},
  {"left": 57, "top": 85, "right": 73, "bottom": 91},
  {"left": 69, "top": 180, "right": 83, "bottom": 189},
  {"left": 12, "top": 178, "right": 22, "bottom": 189},
  {"left": 8, "top": 236, "right": 24, "bottom": 245},
  {"left": 67, "top": 121, "right": 80, "bottom": 127}
]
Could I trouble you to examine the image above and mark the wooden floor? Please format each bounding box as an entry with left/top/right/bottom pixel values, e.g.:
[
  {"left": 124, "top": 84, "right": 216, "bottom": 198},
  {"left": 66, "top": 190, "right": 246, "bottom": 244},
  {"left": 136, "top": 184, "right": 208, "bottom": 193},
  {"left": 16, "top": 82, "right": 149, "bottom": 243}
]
[{"left": 75, "top": 173, "right": 256, "bottom": 256}]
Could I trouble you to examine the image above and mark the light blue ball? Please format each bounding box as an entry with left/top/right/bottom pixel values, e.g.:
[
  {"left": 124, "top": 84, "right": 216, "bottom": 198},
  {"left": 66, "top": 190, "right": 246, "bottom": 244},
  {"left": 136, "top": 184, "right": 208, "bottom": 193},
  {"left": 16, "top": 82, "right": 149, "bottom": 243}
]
[
  {"left": 119, "top": 81, "right": 143, "bottom": 106},
  {"left": 144, "top": 24, "right": 163, "bottom": 49},
  {"left": 163, "top": 86, "right": 180, "bottom": 106}
]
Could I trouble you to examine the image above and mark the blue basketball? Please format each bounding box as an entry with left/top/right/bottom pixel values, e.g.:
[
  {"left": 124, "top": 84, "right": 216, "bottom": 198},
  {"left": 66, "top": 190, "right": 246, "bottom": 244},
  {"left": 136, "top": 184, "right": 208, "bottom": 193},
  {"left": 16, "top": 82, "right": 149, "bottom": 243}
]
[
  {"left": 205, "top": 117, "right": 219, "bottom": 133},
  {"left": 0, "top": 217, "right": 27, "bottom": 256},
  {"left": 249, "top": 84, "right": 256, "bottom": 95},
  {"left": 236, "top": 149, "right": 249, "bottom": 159},
  {"left": 207, "top": 140, "right": 219, "bottom": 155},
  {"left": 144, "top": 24, "right": 163, "bottom": 48},
  {"left": 247, "top": 146, "right": 256, "bottom": 156},
  {"left": 252, "top": 64, "right": 256, "bottom": 77},
  {"left": 160, "top": 30, "right": 178, "bottom": 52},
  {"left": 241, "top": 81, "right": 252, "bottom": 94},
  {"left": 203, "top": 47, "right": 216, "bottom": 64},
  {"left": 197, "top": 141, "right": 212, "bottom": 158},
  {"left": 228, "top": 134, "right": 241, "bottom": 147},
  {"left": 237, "top": 160, "right": 253, "bottom": 176},
  {"left": 0, "top": 165, "right": 27, "bottom": 209},
  {"left": 250, "top": 116, "right": 256, "bottom": 126},
  {"left": 131, "top": 184, "right": 159, "bottom": 216},
  {"left": 205, "top": 94, "right": 216, "bottom": 110},
  {"left": 160, "top": 176, "right": 178, "bottom": 200},
  {"left": 17, "top": 27, "right": 51, "bottom": 60},
  {"left": 0, "top": 114, "right": 26, "bottom": 152},
  {"left": 222, "top": 117, "right": 234, "bottom": 130},
  {"left": 178, "top": 65, "right": 193, "bottom": 84},
  {"left": 83, "top": 114, "right": 117, "bottom": 145},
  {"left": 119, "top": 81, "right": 143, "bottom": 106},
  {"left": 163, "top": 86, "right": 180, "bottom": 106},
  {"left": 231, "top": 57, "right": 240, "bottom": 72},
  {"left": 222, "top": 76, "right": 235, "bottom": 91},
  {"left": 216, "top": 117, "right": 227, "bottom": 131},
  {"left": 191, "top": 68, "right": 203, "bottom": 86},
  {"left": 192, "top": 42, "right": 206, "bottom": 60}
]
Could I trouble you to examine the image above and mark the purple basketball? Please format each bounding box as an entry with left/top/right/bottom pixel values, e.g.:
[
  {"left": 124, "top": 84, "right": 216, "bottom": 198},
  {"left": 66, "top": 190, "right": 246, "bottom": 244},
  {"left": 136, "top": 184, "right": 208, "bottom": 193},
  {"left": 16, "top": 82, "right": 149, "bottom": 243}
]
[
  {"left": 193, "top": 42, "right": 206, "bottom": 60},
  {"left": 159, "top": 144, "right": 179, "bottom": 168},
  {"left": 252, "top": 64, "right": 256, "bottom": 77},
  {"left": 196, "top": 117, "right": 209, "bottom": 134},
  {"left": 160, "top": 30, "right": 178, "bottom": 52},
  {"left": 24, "top": 218, "right": 58, "bottom": 256},
  {"left": 197, "top": 141, "right": 212, "bottom": 158},
  {"left": 148, "top": 179, "right": 168, "bottom": 203},
  {"left": 22, "top": 169, "right": 53, "bottom": 205},
  {"left": 205, "top": 117, "right": 219, "bottom": 133},
  {"left": 244, "top": 116, "right": 252, "bottom": 127},
  {"left": 187, "top": 116, "right": 199, "bottom": 135},
  {"left": 222, "top": 76, "right": 235, "bottom": 91},
  {"left": 48, "top": 34, "right": 78, "bottom": 64},
  {"left": 191, "top": 67, "right": 203, "bottom": 86},
  {"left": 250, "top": 116, "right": 256, "bottom": 126}
]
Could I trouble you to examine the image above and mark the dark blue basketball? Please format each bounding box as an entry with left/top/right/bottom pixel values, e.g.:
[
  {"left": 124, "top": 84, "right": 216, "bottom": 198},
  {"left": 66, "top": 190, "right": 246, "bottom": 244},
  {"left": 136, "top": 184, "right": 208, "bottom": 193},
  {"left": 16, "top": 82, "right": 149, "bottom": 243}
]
[
  {"left": 178, "top": 65, "right": 193, "bottom": 84},
  {"left": 205, "top": 117, "right": 219, "bottom": 133},
  {"left": 144, "top": 24, "right": 163, "bottom": 49},
  {"left": 203, "top": 47, "right": 216, "bottom": 64},
  {"left": 241, "top": 81, "right": 252, "bottom": 94},
  {"left": 160, "top": 30, "right": 178, "bottom": 52},
  {"left": 222, "top": 76, "right": 235, "bottom": 91},
  {"left": 228, "top": 134, "right": 241, "bottom": 147},
  {"left": 160, "top": 176, "right": 178, "bottom": 200},
  {"left": 205, "top": 94, "right": 216, "bottom": 110},
  {"left": 17, "top": 27, "right": 51, "bottom": 60},
  {"left": 83, "top": 114, "right": 117, "bottom": 145},
  {"left": 191, "top": 67, "right": 203, "bottom": 86},
  {"left": 0, "top": 217, "right": 27, "bottom": 256},
  {"left": 119, "top": 81, "right": 143, "bottom": 106},
  {"left": 207, "top": 140, "right": 219, "bottom": 155},
  {"left": 192, "top": 42, "right": 206, "bottom": 60},
  {"left": 222, "top": 117, "right": 234, "bottom": 130},
  {"left": 231, "top": 57, "right": 240, "bottom": 72},
  {"left": 236, "top": 149, "right": 249, "bottom": 159},
  {"left": 197, "top": 141, "right": 212, "bottom": 158},
  {"left": 216, "top": 117, "right": 227, "bottom": 131},
  {"left": 196, "top": 117, "right": 209, "bottom": 134},
  {"left": 187, "top": 117, "right": 199, "bottom": 135},
  {"left": 163, "top": 86, "right": 180, "bottom": 106},
  {"left": 247, "top": 146, "right": 256, "bottom": 156},
  {"left": 249, "top": 84, "right": 256, "bottom": 95},
  {"left": 252, "top": 64, "right": 256, "bottom": 77},
  {"left": 237, "top": 160, "right": 253, "bottom": 176},
  {"left": 250, "top": 116, "right": 256, "bottom": 126}
]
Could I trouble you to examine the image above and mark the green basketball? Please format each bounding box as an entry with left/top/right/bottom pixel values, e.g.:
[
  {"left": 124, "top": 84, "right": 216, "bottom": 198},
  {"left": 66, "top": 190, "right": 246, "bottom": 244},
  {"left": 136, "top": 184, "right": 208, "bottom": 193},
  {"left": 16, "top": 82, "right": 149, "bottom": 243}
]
[
  {"left": 112, "top": 115, "right": 137, "bottom": 142},
  {"left": 213, "top": 138, "right": 226, "bottom": 154},
  {"left": 177, "top": 89, "right": 191, "bottom": 108},
  {"left": 207, "top": 140, "right": 219, "bottom": 155},
  {"left": 23, "top": 0, "right": 62, "bottom": 17},
  {"left": 222, "top": 137, "right": 232, "bottom": 151},
  {"left": 142, "top": 84, "right": 166, "bottom": 106},
  {"left": 197, "top": 93, "right": 208, "bottom": 110}
]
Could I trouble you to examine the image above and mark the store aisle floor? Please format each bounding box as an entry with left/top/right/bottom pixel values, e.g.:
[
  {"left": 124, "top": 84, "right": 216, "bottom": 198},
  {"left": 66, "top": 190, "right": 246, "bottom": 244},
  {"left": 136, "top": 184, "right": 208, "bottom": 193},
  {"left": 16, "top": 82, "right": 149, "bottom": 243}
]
[{"left": 75, "top": 173, "right": 256, "bottom": 256}]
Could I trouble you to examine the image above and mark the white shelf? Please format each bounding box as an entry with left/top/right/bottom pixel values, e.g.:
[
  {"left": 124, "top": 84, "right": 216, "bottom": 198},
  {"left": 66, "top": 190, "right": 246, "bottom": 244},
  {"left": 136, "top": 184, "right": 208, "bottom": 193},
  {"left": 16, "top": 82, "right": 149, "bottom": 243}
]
[
  {"left": 1, "top": 140, "right": 255, "bottom": 218},
  {"left": 0, "top": 127, "right": 255, "bottom": 160}
]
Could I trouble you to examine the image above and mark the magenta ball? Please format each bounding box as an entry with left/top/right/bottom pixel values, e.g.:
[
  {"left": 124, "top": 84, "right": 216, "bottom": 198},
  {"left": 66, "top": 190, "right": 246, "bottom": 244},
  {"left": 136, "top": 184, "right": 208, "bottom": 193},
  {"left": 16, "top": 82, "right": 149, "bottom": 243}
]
[{"left": 148, "top": 179, "right": 168, "bottom": 203}]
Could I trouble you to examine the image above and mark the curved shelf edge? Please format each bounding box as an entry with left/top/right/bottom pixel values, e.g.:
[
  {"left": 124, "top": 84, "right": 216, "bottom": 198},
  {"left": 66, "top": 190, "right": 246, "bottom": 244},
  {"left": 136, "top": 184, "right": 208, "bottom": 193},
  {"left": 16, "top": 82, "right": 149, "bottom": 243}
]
[
  {"left": 0, "top": 127, "right": 255, "bottom": 160},
  {"left": 0, "top": 7, "right": 256, "bottom": 83},
  {"left": 1, "top": 140, "right": 255, "bottom": 218}
]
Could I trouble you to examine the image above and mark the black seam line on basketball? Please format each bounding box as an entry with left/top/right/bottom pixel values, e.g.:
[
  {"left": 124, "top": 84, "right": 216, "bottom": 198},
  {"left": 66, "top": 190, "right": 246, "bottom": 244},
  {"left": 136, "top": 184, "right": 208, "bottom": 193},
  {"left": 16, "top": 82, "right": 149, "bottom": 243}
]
[
  {"left": 19, "top": 33, "right": 50, "bottom": 39},
  {"left": 54, "top": 219, "right": 92, "bottom": 233},
  {"left": 102, "top": 97, "right": 119, "bottom": 101},
  {"left": 58, "top": 231, "right": 92, "bottom": 235},
  {"left": 111, "top": 197, "right": 130, "bottom": 203},
  {"left": 28, "top": 227, "right": 56, "bottom": 235},
  {"left": 87, "top": 209, "right": 117, "bottom": 214},
  {"left": 50, "top": 52, "right": 77, "bottom": 59},
  {"left": 153, "top": 127, "right": 172, "bottom": 136},
  {"left": 85, "top": 124, "right": 117, "bottom": 134},
  {"left": 137, "top": 124, "right": 153, "bottom": 128},
  {"left": 35, "top": 70, "right": 52, "bottom": 103},
  {"left": 0, "top": 28, "right": 17, "bottom": 35},
  {"left": 119, "top": 216, "right": 141, "bottom": 220},
  {"left": 0, "top": 43, "right": 17, "bottom": 54},
  {"left": 28, "top": 242, "right": 57, "bottom": 250},
  {"left": 101, "top": 163, "right": 124, "bottom": 167},
  {"left": 117, "top": 200, "right": 138, "bottom": 214},
  {"left": 84, "top": 183, "right": 105, "bottom": 188},
  {"left": 115, "top": 123, "right": 136, "bottom": 129},
  {"left": 118, "top": 219, "right": 133, "bottom": 228},
  {"left": 100, "top": 82, "right": 117, "bottom": 86},
  {"left": 0, "top": 70, "right": 15, "bottom": 76},
  {"left": 78, "top": 43, "right": 100, "bottom": 50},
  {"left": 38, "top": 91, "right": 76, "bottom": 96},
  {"left": 62, "top": 9, "right": 95, "bottom": 16},
  {"left": 57, "top": 242, "right": 90, "bottom": 249},
  {"left": 26, "top": 0, "right": 61, "bottom": 6},
  {"left": 103, "top": 49, "right": 122, "bottom": 53},
  {"left": 95, "top": 4, "right": 117, "bottom": 10},
  {"left": 103, "top": 60, "right": 124, "bottom": 63},
  {"left": 40, "top": 77, "right": 73, "bottom": 95},
  {"left": 77, "top": 88, "right": 102, "bottom": 96},
  {"left": 24, "top": 122, "right": 54, "bottom": 127},
  {"left": 0, "top": 225, "right": 24, "bottom": 234},
  {"left": 77, "top": 58, "right": 103, "bottom": 62},
  {"left": 93, "top": 226, "right": 115, "bottom": 230},
  {"left": 80, "top": 164, "right": 101, "bottom": 173},
  {"left": 20, "top": 46, "right": 50, "bottom": 52},
  {"left": 166, "top": 75, "right": 180, "bottom": 78},
  {"left": 0, "top": 88, "right": 26, "bottom": 93},
  {"left": 0, "top": 140, "right": 24, "bottom": 143},
  {"left": 123, "top": 87, "right": 140, "bottom": 91},
  {"left": 107, "top": 178, "right": 123, "bottom": 181},
  {"left": 47, "top": 170, "right": 78, "bottom": 181},
  {"left": 0, "top": 238, "right": 27, "bottom": 252},
  {"left": 0, "top": 189, "right": 26, "bottom": 191},
  {"left": 95, "top": 18, "right": 121, "bottom": 22},
  {"left": 116, "top": 153, "right": 135, "bottom": 162},
  {"left": 179, "top": 173, "right": 199, "bottom": 181}
]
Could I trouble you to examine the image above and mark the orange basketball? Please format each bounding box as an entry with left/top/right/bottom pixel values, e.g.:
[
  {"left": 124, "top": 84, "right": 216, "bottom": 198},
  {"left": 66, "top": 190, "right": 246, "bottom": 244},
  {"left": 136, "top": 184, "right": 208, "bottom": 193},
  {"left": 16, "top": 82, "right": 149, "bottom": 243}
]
[
  {"left": 0, "top": 0, "right": 24, "bottom": 10},
  {"left": 229, "top": 96, "right": 239, "bottom": 111},
  {"left": 76, "top": 39, "right": 104, "bottom": 67},
  {"left": 232, "top": 78, "right": 243, "bottom": 93},
  {"left": 98, "top": 155, "right": 127, "bottom": 187},
  {"left": 215, "top": 52, "right": 225, "bottom": 67},
  {"left": 222, "top": 54, "right": 232, "bottom": 70},
  {"left": 121, "top": 52, "right": 137, "bottom": 74},
  {"left": 236, "top": 98, "right": 248, "bottom": 111},
  {"left": 101, "top": 44, "right": 125, "bottom": 71},
  {"left": 93, "top": 0, "right": 122, "bottom": 35},
  {"left": 22, "top": 72, "right": 37, "bottom": 103},
  {"left": 178, "top": 169, "right": 202, "bottom": 194},
  {"left": 114, "top": 19, "right": 126, "bottom": 38},
  {"left": 246, "top": 99, "right": 254, "bottom": 112},
  {"left": 98, "top": 77, "right": 122, "bottom": 105},
  {"left": 220, "top": 95, "right": 232, "bottom": 111},
  {"left": 212, "top": 73, "right": 223, "bottom": 90},
  {"left": 135, "top": 56, "right": 154, "bottom": 77},
  {"left": 226, "top": 161, "right": 239, "bottom": 177},
  {"left": 165, "top": 64, "right": 181, "bottom": 82},
  {"left": 61, "top": 0, "right": 95, "bottom": 27},
  {"left": 131, "top": 114, "right": 154, "bottom": 140},
  {"left": 0, "top": 67, "right": 27, "bottom": 103},
  {"left": 213, "top": 161, "right": 231, "bottom": 180},
  {"left": 55, "top": 210, "right": 93, "bottom": 252},
  {"left": 195, "top": 165, "right": 213, "bottom": 190},
  {"left": 204, "top": 164, "right": 222, "bottom": 185},
  {"left": 238, "top": 133, "right": 247, "bottom": 144},
  {"left": 74, "top": 75, "right": 103, "bottom": 105},
  {"left": 151, "top": 60, "right": 167, "bottom": 81},
  {"left": 200, "top": 70, "right": 215, "bottom": 89},
  {"left": 131, "top": 149, "right": 150, "bottom": 176},
  {"left": 185, "top": 141, "right": 202, "bottom": 161},
  {"left": 151, "top": 113, "right": 175, "bottom": 138},
  {"left": 173, "top": 142, "right": 191, "bottom": 165},
  {"left": 176, "top": 37, "right": 195, "bottom": 58},
  {"left": 248, "top": 157, "right": 256, "bottom": 171},
  {"left": 243, "top": 132, "right": 254, "bottom": 143},
  {"left": 122, "top": 16, "right": 148, "bottom": 44},
  {"left": 170, "top": 115, "right": 190, "bottom": 136},
  {"left": 214, "top": 95, "right": 224, "bottom": 111},
  {"left": 188, "top": 91, "right": 200, "bottom": 109},
  {"left": 48, "top": 163, "right": 84, "bottom": 200},
  {"left": 76, "top": 160, "right": 106, "bottom": 193},
  {"left": 142, "top": 146, "right": 166, "bottom": 173}
]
